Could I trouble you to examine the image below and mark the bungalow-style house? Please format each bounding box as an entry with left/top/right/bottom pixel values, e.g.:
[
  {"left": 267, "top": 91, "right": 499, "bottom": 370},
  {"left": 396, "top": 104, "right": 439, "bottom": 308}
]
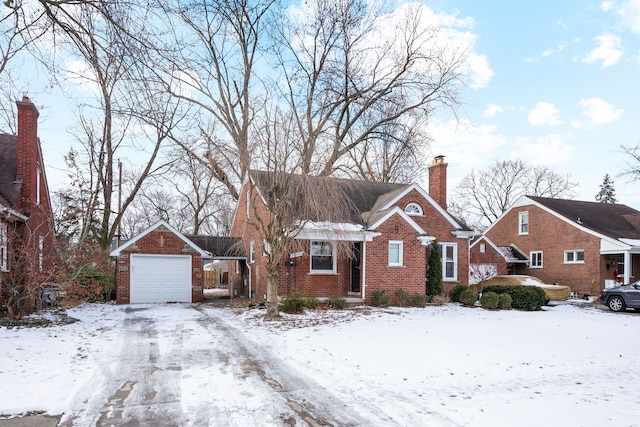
[
  {"left": 229, "top": 156, "right": 477, "bottom": 304},
  {"left": 479, "top": 195, "right": 640, "bottom": 297},
  {"left": 0, "top": 97, "right": 54, "bottom": 293},
  {"left": 110, "top": 220, "right": 245, "bottom": 304}
]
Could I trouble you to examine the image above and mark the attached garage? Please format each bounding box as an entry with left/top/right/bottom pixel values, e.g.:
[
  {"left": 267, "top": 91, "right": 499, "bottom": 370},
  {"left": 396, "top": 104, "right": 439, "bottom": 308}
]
[{"left": 130, "top": 254, "right": 192, "bottom": 303}]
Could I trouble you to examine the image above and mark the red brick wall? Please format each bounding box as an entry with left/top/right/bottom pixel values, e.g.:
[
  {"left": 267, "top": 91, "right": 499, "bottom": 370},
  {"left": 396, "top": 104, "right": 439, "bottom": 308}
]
[
  {"left": 428, "top": 158, "right": 447, "bottom": 209},
  {"left": 469, "top": 238, "right": 508, "bottom": 276},
  {"left": 486, "top": 204, "right": 603, "bottom": 296},
  {"left": 230, "top": 182, "right": 472, "bottom": 303},
  {"left": 115, "top": 228, "right": 203, "bottom": 304}
]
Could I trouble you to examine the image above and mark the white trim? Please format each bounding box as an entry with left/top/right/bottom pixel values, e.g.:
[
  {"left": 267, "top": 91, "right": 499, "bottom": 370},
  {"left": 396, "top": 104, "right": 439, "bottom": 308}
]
[
  {"left": 440, "top": 242, "right": 458, "bottom": 281},
  {"left": 404, "top": 202, "right": 423, "bottom": 216},
  {"left": 0, "top": 222, "right": 8, "bottom": 272},
  {"left": 368, "top": 206, "right": 427, "bottom": 235},
  {"left": 518, "top": 211, "right": 529, "bottom": 235},
  {"left": 564, "top": 249, "right": 585, "bottom": 264},
  {"left": 379, "top": 183, "right": 463, "bottom": 229},
  {"left": 388, "top": 240, "right": 404, "bottom": 266},
  {"left": 530, "top": 250, "right": 543, "bottom": 268},
  {"left": 109, "top": 220, "right": 209, "bottom": 257},
  {"left": 310, "top": 240, "right": 337, "bottom": 274}
]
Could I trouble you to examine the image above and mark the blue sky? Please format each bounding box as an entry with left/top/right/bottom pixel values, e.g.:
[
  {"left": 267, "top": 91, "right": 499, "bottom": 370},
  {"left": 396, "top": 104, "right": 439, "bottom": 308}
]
[
  {"left": 423, "top": 0, "right": 640, "bottom": 208},
  {"left": 32, "top": 0, "right": 639, "bottom": 209}
]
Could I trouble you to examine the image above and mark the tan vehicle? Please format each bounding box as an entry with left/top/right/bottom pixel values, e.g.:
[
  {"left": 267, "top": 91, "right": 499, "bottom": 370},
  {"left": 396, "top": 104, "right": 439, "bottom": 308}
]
[{"left": 473, "top": 275, "right": 572, "bottom": 301}]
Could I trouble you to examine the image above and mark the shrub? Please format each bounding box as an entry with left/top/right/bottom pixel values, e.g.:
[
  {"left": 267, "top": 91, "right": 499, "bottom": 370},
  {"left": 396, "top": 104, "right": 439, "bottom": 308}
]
[
  {"left": 303, "top": 296, "right": 319, "bottom": 309},
  {"left": 498, "top": 293, "right": 512, "bottom": 310},
  {"left": 482, "top": 285, "right": 546, "bottom": 311},
  {"left": 426, "top": 241, "right": 443, "bottom": 296},
  {"left": 394, "top": 289, "right": 410, "bottom": 306},
  {"left": 459, "top": 288, "right": 478, "bottom": 307},
  {"left": 449, "top": 285, "right": 468, "bottom": 303},
  {"left": 280, "top": 292, "right": 306, "bottom": 314},
  {"left": 480, "top": 291, "right": 499, "bottom": 310},
  {"left": 410, "top": 293, "right": 428, "bottom": 307},
  {"left": 430, "top": 294, "right": 449, "bottom": 306},
  {"left": 371, "top": 290, "right": 390, "bottom": 307},
  {"left": 327, "top": 295, "right": 348, "bottom": 310}
]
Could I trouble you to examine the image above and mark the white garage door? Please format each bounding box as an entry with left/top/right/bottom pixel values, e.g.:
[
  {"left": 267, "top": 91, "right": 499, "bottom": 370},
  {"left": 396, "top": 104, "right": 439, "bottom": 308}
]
[{"left": 130, "top": 254, "right": 192, "bottom": 303}]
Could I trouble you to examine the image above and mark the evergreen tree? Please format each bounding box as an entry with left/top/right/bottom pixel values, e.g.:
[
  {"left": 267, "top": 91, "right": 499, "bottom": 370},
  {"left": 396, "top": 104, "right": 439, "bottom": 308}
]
[
  {"left": 596, "top": 174, "right": 617, "bottom": 203},
  {"left": 426, "top": 240, "right": 443, "bottom": 296}
]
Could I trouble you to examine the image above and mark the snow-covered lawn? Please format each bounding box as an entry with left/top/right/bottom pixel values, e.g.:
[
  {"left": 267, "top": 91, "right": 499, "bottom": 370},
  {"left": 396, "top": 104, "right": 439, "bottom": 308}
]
[{"left": 1, "top": 301, "right": 639, "bottom": 426}]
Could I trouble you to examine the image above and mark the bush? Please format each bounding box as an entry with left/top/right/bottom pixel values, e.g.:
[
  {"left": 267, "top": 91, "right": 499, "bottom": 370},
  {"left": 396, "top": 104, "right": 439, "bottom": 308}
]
[
  {"left": 327, "top": 295, "right": 348, "bottom": 310},
  {"left": 430, "top": 294, "right": 449, "bottom": 306},
  {"left": 303, "top": 296, "right": 319, "bottom": 309},
  {"left": 482, "top": 285, "right": 546, "bottom": 311},
  {"left": 371, "top": 290, "right": 390, "bottom": 307},
  {"left": 498, "top": 293, "right": 512, "bottom": 310},
  {"left": 394, "top": 289, "right": 410, "bottom": 306},
  {"left": 449, "top": 285, "right": 468, "bottom": 303},
  {"left": 480, "top": 291, "right": 499, "bottom": 310},
  {"left": 280, "top": 292, "right": 306, "bottom": 314},
  {"left": 459, "top": 288, "right": 478, "bottom": 307},
  {"left": 410, "top": 293, "right": 428, "bottom": 307}
]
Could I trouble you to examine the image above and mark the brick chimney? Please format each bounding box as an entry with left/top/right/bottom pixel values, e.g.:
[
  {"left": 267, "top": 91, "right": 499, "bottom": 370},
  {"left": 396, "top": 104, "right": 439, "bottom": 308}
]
[
  {"left": 16, "top": 96, "right": 40, "bottom": 211},
  {"left": 428, "top": 155, "right": 447, "bottom": 209}
]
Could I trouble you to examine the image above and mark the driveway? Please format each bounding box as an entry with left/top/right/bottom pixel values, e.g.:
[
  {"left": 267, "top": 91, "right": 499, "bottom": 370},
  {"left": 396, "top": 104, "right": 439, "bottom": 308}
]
[{"left": 56, "top": 304, "right": 365, "bottom": 426}]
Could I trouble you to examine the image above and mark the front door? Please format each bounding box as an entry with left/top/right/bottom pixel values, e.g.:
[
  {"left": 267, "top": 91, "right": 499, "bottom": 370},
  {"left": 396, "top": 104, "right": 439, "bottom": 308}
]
[{"left": 350, "top": 242, "right": 361, "bottom": 293}]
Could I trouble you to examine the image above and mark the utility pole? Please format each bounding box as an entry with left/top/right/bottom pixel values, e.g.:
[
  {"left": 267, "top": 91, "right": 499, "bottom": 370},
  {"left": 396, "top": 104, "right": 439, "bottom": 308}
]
[{"left": 117, "top": 159, "right": 122, "bottom": 247}]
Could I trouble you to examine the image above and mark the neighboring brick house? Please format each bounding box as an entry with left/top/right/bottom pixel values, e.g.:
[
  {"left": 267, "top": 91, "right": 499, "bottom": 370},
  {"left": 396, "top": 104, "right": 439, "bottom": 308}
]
[
  {"left": 469, "top": 236, "right": 528, "bottom": 283},
  {"left": 110, "top": 220, "right": 245, "bottom": 304},
  {"left": 0, "top": 97, "right": 54, "bottom": 288},
  {"left": 483, "top": 195, "right": 640, "bottom": 297},
  {"left": 229, "top": 156, "right": 477, "bottom": 304}
]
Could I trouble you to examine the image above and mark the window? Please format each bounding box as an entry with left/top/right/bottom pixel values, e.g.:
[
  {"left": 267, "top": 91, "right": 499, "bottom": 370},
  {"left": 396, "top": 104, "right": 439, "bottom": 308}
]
[
  {"left": 249, "top": 240, "right": 255, "bottom": 263},
  {"left": 519, "top": 211, "right": 529, "bottom": 235},
  {"left": 530, "top": 251, "right": 543, "bottom": 268},
  {"left": 404, "top": 202, "right": 423, "bottom": 216},
  {"left": 0, "top": 223, "right": 7, "bottom": 271},
  {"left": 564, "top": 250, "right": 585, "bottom": 264},
  {"left": 388, "top": 241, "right": 403, "bottom": 266},
  {"left": 36, "top": 167, "right": 41, "bottom": 205},
  {"left": 310, "top": 241, "right": 335, "bottom": 273},
  {"left": 480, "top": 243, "right": 486, "bottom": 253},
  {"left": 246, "top": 190, "right": 251, "bottom": 218},
  {"left": 617, "top": 254, "right": 625, "bottom": 275},
  {"left": 262, "top": 239, "right": 271, "bottom": 256},
  {"left": 440, "top": 243, "right": 457, "bottom": 281}
]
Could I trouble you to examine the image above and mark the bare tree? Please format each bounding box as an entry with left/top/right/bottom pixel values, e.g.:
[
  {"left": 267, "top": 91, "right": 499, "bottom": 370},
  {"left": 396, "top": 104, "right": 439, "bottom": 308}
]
[
  {"left": 276, "top": 0, "right": 467, "bottom": 178},
  {"left": 453, "top": 159, "right": 578, "bottom": 229},
  {"left": 622, "top": 144, "right": 640, "bottom": 182}
]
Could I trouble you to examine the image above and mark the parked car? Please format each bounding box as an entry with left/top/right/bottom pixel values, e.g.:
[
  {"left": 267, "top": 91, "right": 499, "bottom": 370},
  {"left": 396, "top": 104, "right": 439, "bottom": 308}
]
[
  {"left": 472, "top": 275, "right": 571, "bottom": 301},
  {"left": 600, "top": 280, "right": 640, "bottom": 312}
]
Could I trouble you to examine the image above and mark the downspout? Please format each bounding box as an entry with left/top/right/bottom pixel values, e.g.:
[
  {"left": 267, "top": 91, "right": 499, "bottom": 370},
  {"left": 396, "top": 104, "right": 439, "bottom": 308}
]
[
  {"left": 246, "top": 260, "right": 252, "bottom": 299},
  {"left": 361, "top": 238, "right": 367, "bottom": 301}
]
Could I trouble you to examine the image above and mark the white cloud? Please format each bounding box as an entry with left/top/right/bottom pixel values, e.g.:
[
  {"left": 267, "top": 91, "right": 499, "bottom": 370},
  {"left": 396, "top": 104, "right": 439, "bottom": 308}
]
[
  {"left": 467, "top": 53, "right": 494, "bottom": 89},
  {"left": 601, "top": 1, "right": 614, "bottom": 12},
  {"left": 582, "top": 34, "right": 623, "bottom": 67},
  {"left": 541, "top": 42, "right": 568, "bottom": 57},
  {"left": 483, "top": 104, "right": 503, "bottom": 118},
  {"left": 528, "top": 102, "right": 562, "bottom": 126},
  {"left": 511, "top": 134, "right": 575, "bottom": 165},
  {"left": 574, "top": 98, "right": 623, "bottom": 127},
  {"left": 617, "top": 0, "right": 640, "bottom": 33}
]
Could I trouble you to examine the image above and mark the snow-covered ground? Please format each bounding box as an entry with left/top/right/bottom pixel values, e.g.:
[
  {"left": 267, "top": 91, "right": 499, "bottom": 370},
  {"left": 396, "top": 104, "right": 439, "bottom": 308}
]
[{"left": 1, "top": 301, "right": 639, "bottom": 426}]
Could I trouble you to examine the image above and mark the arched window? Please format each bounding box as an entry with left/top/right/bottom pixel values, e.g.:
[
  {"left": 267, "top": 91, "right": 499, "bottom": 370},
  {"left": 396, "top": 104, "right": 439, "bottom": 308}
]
[{"left": 404, "top": 202, "right": 423, "bottom": 216}]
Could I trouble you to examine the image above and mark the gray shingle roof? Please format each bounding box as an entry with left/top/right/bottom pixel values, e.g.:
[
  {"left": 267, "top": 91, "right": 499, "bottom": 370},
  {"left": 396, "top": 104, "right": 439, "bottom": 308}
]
[
  {"left": 528, "top": 196, "right": 640, "bottom": 240},
  {"left": 0, "top": 133, "right": 21, "bottom": 209},
  {"left": 185, "top": 235, "right": 246, "bottom": 258}
]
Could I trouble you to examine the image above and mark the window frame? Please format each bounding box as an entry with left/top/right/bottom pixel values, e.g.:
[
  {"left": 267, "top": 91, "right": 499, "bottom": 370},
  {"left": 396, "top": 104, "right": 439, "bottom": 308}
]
[
  {"left": 564, "top": 250, "right": 585, "bottom": 264},
  {"left": 404, "top": 202, "right": 423, "bottom": 216},
  {"left": 518, "top": 211, "right": 529, "bottom": 235},
  {"left": 310, "top": 240, "right": 336, "bottom": 274},
  {"left": 249, "top": 240, "right": 255, "bottom": 263},
  {"left": 388, "top": 240, "right": 404, "bottom": 267},
  {"left": 530, "top": 251, "right": 543, "bottom": 268},
  {"left": 440, "top": 242, "right": 458, "bottom": 281}
]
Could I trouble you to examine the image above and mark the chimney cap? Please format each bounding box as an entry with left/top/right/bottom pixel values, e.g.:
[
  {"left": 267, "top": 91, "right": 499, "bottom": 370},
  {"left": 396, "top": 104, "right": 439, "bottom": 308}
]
[
  {"left": 432, "top": 155, "right": 446, "bottom": 165},
  {"left": 21, "top": 96, "right": 31, "bottom": 103}
]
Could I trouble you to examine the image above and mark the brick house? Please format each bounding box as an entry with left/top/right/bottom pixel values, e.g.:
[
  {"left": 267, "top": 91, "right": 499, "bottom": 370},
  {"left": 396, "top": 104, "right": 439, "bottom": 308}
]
[
  {"left": 229, "top": 156, "right": 477, "bottom": 304},
  {"left": 0, "top": 97, "right": 54, "bottom": 290},
  {"left": 481, "top": 195, "right": 640, "bottom": 297},
  {"left": 110, "top": 220, "right": 245, "bottom": 304}
]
